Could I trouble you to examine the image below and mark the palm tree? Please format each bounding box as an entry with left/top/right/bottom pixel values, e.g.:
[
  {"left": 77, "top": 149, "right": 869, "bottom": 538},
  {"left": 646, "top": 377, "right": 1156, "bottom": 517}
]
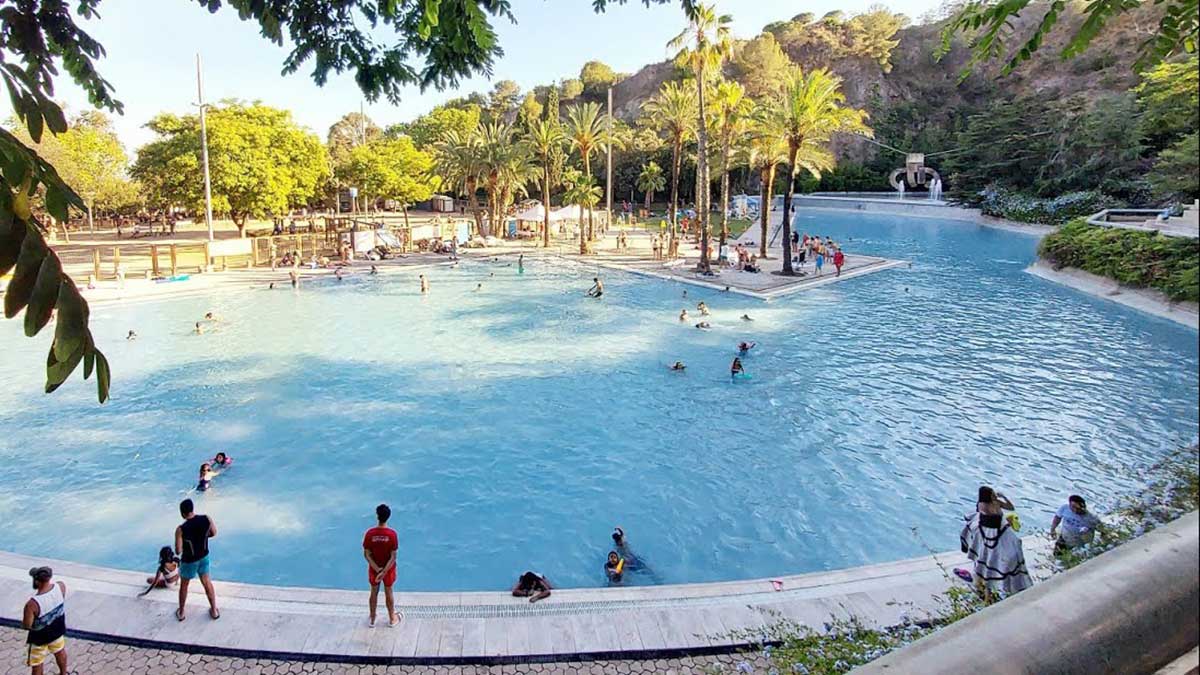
[
  {"left": 525, "top": 118, "right": 565, "bottom": 247},
  {"left": 741, "top": 126, "right": 788, "bottom": 259},
  {"left": 562, "top": 168, "right": 601, "bottom": 247},
  {"left": 478, "top": 122, "right": 532, "bottom": 238},
  {"left": 757, "top": 67, "right": 870, "bottom": 274},
  {"left": 642, "top": 81, "right": 696, "bottom": 255},
  {"left": 433, "top": 128, "right": 485, "bottom": 236},
  {"left": 713, "top": 80, "right": 752, "bottom": 248},
  {"left": 636, "top": 161, "right": 666, "bottom": 210},
  {"left": 564, "top": 102, "right": 617, "bottom": 253},
  {"left": 669, "top": 2, "right": 733, "bottom": 270}
]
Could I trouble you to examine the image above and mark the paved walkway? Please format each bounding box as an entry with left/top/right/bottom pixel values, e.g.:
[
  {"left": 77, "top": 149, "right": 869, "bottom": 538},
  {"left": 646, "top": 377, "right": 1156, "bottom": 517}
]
[
  {"left": 1, "top": 542, "right": 1037, "bottom": 665},
  {"left": 0, "top": 624, "right": 769, "bottom": 674}
]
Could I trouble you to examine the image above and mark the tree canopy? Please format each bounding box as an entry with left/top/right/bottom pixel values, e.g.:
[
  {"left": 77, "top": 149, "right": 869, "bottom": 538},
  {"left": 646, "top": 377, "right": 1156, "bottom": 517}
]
[
  {"left": 392, "top": 104, "right": 483, "bottom": 149},
  {"left": 327, "top": 112, "right": 382, "bottom": 163},
  {"left": 580, "top": 61, "right": 620, "bottom": 97},
  {"left": 133, "top": 102, "right": 329, "bottom": 234},
  {"left": 337, "top": 137, "right": 435, "bottom": 209}
]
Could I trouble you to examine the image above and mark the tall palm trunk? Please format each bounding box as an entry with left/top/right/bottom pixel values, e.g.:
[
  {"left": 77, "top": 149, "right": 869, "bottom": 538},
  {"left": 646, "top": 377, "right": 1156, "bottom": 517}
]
[
  {"left": 758, "top": 164, "right": 775, "bottom": 259},
  {"left": 467, "top": 177, "right": 484, "bottom": 237},
  {"left": 695, "top": 63, "right": 710, "bottom": 271},
  {"left": 644, "top": 188, "right": 652, "bottom": 210},
  {"left": 719, "top": 126, "right": 731, "bottom": 247},
  {"left": 542, "top": 164, "right": 551, "bottom": 248},
  {"left": 584, "top": 153, "right": 593, "bottom": 245},
  {"left": 781, "top": 142, "right": 798, "bottom": 275},
  {"left": 669, "top": 137, "right": 681, "bottom": 254}
]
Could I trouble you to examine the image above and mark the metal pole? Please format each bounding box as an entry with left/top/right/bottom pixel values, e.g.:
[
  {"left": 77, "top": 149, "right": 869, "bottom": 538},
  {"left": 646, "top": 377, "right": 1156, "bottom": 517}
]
[
  {"left": 606, "top": 86, "right": 613, "bottom": 233},
  {"left": 197, "top": 54, "right": 214, "bottom": 241}
]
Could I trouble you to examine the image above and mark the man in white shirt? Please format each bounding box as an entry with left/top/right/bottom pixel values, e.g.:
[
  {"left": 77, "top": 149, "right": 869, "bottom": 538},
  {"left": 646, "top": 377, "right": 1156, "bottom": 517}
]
[{"left": 1050, "top": 495, "right": 1103, "bottom": 552}]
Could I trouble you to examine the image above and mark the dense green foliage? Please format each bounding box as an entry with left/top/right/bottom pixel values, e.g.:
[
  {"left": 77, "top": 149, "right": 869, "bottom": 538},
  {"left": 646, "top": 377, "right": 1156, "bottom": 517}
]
[
  {"left": 1039, "top": 219, "right": 1200, "bottom": 302},
  {"left": 132, "top": 103, "right": 330, "bottom": 234}
]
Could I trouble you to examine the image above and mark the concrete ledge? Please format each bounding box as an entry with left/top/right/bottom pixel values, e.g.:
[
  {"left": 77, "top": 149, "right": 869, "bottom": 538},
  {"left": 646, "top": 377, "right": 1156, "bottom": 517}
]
[
  {"left": 1027, "top": 260, "right": 1200, "bottom": 330},
  {"left": 856, "top": 511, "right": 1200, "bottom": 675},
  {"left": 0, "top": 540, "right": 1045, "bottom": 664}
]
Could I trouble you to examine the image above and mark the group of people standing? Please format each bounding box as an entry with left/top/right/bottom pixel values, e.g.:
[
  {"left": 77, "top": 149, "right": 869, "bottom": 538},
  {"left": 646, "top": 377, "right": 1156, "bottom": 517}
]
[{"left": 790, "top": 232, "right": 846, "bottom": 277}]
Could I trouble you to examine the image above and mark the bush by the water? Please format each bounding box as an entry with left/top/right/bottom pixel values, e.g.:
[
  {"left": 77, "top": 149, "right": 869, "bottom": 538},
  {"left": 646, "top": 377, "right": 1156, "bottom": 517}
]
[
  {"left": 979, "top": 187, "right": 1120, "bottom": 225},
  {"left": 1039, "top": 219, "right": 1200, "bottom": 302}
]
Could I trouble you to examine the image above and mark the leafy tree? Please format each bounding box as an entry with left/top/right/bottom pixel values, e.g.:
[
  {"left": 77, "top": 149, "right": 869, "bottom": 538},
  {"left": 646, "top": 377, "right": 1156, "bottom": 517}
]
[
  {"left": 938, "top": 0, "right": 1197, "bottom": 76},
  {"left": 517, "top": 92, "right": 544, "bottom": 128},
  {"left": 756, "top": 67, "right": 870, "bottom": 273},
  {"left": 337, "top": 137, "right": 435, "bottom": 225},
  {"left": 393, "top": 104, "right": 482, "bottom": 149},
  {"left": 487, "top": 79, "right": 523, "bottom": 120},
  {"left": 6, "top": 110, "right": 135, "bottom": 234},
  {"left": 327, "top": 112, "right": 382, "bottom": 163},
  {"left": 1149, "top": 132, "right": 1200, "bottom": 200},
  {"left": 729, "top": 33, "right": 791, "bottom": 99},
  {"left": 477, "top": 122, "right": 534, "bottom": 236},
  {"left": 1135, "top": 57, "right": 1199, "bottom": 153},
  {"left": 670, "top": 2, "right": 733, "bottom": 270},
  {"left": 636, "top": 161, "right": 666, "bottom": 208},
  {"left": 580, "top": 60, "right": 619, "bottom": 98},
  {"left": 133, "top": 102, "right": 329, "bottom": 236},
  {"left": 525, "top": 118, "right": 566, "bottom": 247},
  {"left": 642, "top": 80, "right": 696, "bottom": 247},
  {"left": 562, "top": 167, "right": 602, "bottom": 235},
  {"left": 559, "top": 78, "right": 585, "bottom": 99},
  {"left": 565, "top": 102, "right": 619, "bottom": 251},
  {"left": 847, "top": 7, "right": 908, "bottom": 72}
]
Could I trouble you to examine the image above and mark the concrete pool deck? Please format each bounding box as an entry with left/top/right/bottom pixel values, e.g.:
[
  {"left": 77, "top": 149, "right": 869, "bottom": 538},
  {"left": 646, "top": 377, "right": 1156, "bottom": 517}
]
[{"left": 0, "top": 540, "right": 1053, "bottom": 664}]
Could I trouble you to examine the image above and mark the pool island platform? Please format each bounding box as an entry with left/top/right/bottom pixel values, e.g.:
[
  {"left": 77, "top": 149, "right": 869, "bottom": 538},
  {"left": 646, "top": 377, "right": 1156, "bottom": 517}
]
[{"left": 0, "top": 543, "right": 1051, "bottom": 665}]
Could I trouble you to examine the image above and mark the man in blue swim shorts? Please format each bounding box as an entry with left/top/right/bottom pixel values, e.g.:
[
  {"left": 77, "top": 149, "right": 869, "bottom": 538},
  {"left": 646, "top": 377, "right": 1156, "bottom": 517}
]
[{"left": 174, "top": 499, "right": 220, "bottom": 621}]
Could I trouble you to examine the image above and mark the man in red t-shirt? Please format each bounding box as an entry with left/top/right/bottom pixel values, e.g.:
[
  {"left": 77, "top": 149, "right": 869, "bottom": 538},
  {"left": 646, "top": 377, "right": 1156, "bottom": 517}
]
[
  {"left": 362, "top": 503, "right": 400, "bottom": 627},
  {"left": 833, "top": 248, "right": 846, "bottom": 277}
]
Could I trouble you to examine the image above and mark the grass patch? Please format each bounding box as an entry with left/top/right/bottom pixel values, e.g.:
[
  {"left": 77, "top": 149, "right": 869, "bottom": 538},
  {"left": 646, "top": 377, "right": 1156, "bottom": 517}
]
[{"left": 1039, "top": 218, "right": 1200, "bottom": 302}]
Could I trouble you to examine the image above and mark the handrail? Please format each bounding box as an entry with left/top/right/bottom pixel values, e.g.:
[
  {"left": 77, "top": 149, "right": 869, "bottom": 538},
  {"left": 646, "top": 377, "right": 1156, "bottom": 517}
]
[{"left": 855, "top": 511, "right": 1199, "bottom": 675}]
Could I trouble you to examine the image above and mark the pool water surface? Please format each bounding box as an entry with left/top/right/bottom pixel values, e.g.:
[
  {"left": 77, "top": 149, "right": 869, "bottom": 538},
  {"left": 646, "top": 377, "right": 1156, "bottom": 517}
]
[{"left": 0, "top": 211, "right": 1196, "bottom": 591}]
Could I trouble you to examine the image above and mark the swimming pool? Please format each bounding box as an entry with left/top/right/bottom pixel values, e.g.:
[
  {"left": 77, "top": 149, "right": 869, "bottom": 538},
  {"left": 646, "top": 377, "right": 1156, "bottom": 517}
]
[{"left": 1, "top": 211, "right": 1196, "bottom": 592}]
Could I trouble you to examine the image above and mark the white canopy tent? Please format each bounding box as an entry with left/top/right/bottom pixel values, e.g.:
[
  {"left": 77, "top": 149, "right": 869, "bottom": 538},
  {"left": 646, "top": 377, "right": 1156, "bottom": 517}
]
[{"left": 514, "top": 203, "right": 548, "bottom": 222}]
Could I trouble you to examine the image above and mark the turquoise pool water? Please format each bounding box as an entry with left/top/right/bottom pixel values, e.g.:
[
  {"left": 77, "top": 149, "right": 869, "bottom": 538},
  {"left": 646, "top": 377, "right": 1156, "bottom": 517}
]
[{"left": 1, "top": 211, "right": 1196, "bottom": 591}]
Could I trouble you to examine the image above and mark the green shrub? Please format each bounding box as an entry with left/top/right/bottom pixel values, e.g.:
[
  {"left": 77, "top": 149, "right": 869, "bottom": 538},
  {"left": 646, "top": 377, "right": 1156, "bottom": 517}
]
[
  {"left": 1039, "top": 219, "right": 1200, "bottom": 302},
  {"left": 980, "top": 187, "right": 1119, "bottom": 225}
]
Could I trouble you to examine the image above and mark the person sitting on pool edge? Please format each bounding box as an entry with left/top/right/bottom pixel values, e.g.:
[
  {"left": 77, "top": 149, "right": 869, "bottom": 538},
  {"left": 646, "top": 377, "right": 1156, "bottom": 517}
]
[
  {"left": 670, "top": 361, "right": 686, "bottom": 371},
  {"left": 731, "top": 357, "right": 745, "bottom": 378},
  {"left": 511, "top": 571, "right": 552, "bottom": 603},
  {"left": 587, "top": 277, "right": 604, "bottom": 298}
]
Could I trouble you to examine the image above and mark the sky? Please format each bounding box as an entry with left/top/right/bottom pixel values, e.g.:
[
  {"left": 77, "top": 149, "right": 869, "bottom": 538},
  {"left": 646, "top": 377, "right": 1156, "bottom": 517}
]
[{"left": 2, "top": 0, "right": 943, "bottom": 152}]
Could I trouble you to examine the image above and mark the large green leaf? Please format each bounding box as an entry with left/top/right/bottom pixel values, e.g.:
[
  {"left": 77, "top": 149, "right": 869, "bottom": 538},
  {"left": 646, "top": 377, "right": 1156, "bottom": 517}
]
[
  {"left": 52, "top": 281, "right": 89, "bottom": 362},
  {"left": 94, "top": 349, "right": 111, "bottom": 403},
  {"left": 3, "top": 226, "right": 47, "bottom": 318},
  {"left": 44, "top": 341, "right": 85, "bottom": 393},
  {"left": 24, "top": 253, "right": 62, "bottom": 336}
]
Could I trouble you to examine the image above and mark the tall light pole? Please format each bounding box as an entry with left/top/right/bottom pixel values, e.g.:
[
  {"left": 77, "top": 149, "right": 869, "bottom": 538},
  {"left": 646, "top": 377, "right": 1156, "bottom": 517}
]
[
  {"left": 606, "top": 86, "right": 613, "bottom": 235},
  {"left": 196, "top": 54, "right": 214, "bottom": 241}
]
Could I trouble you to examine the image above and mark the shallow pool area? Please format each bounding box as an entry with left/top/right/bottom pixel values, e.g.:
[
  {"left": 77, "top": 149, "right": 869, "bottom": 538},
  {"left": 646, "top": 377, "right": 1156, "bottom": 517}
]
[{"left": 1, "top": 211, "right": 1196, "bottom": 592}]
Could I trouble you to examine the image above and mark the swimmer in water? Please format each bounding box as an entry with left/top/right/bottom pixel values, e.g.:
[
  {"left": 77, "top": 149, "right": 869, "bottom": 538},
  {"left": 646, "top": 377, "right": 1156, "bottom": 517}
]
[
  {"left": 289, "top": 270, "right": 299, "bottom": 288},
  {"left": 679, "top": 309, "right": 689, "bottom": 322},
  {"left": 126, "top": 330, "right": 138, "bottom": 340},
  {"left": 587, "top": 277, "right": 604, "bottom": 298},
  {"left": 670, "top": 361, "right": 686, "bottom": 371},
  {"left": 210, "top": 452, "right": 232, "bottom": 468},
  {"left": 730, "top": 356, "right": 745, "bottom": 377},
  {"left": 741, "top": 314, "right": 753, "bottom": 321},
  {"left": 518, "top": 254, "right": 524, "bottom": 274},
  {"left": 697, "top": 302, "right": 710, "bottom": 316},
  {"left": 489, "top": 272, "right": 495, "bottom": 278},
  {"left": 738, "top": 341, "right": 756, "bottom": 354},
  {"left": 475, "top": 283, "right": 483, "bottom": 292},
  {"left": 370, "top": 265, "right": 379, "bottom": 276},
  {"left": 335, "top": 268, "right": 344, "bottom": 281},
  {"left": 203, "top": 312, "right": 219, "bottom": 322},
  {"left": 193, "top": 322, "right": 204, "bottom": 335},
  {"left": 419, "top": 274, "right": 429, "bottom": 293},
  {"left": 197, "top": 463, "right": 219, "bottom": 491},
  {"left": 682, "top": 289, "right": 688, "bottom": 298},
  {"left": 695, "top": 321, "right": 711, "bottom": 330},
  {"left": 268, "top": 282, "right": 275, "bottom": 290},
  {"left": 605, "top": 551, "right": 624, "bottom": 583}
]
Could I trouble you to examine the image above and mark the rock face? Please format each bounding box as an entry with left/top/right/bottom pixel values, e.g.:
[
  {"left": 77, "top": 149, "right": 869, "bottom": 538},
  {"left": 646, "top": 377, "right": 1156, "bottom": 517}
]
[{"left": 605, "top": 4, "right": 1153, "bottom": 165}]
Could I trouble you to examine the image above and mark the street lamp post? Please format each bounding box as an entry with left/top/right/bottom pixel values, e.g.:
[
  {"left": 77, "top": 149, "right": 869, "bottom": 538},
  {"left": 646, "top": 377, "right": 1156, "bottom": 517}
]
[{"left": 196, "top": 54, "right": 214, "bottom": 242}]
